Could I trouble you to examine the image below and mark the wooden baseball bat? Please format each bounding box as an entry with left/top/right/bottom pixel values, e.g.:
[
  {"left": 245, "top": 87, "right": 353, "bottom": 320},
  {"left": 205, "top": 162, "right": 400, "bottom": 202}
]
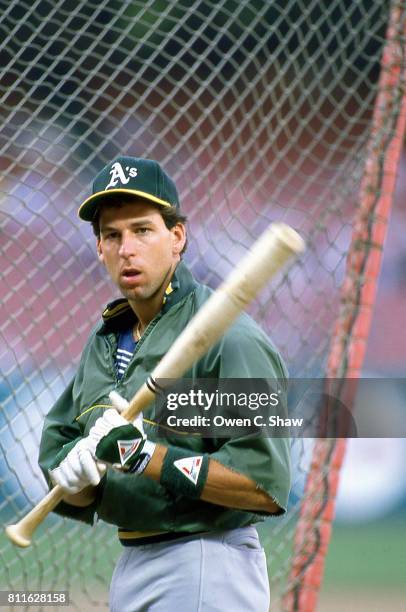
[{"left": 5, "top": 222, "right": 305, "bottom": 547}]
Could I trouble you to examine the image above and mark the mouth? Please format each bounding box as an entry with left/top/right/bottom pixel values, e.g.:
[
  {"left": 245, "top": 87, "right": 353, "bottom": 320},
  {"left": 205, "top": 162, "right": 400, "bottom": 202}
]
[{"left": 120, "top": 268, "right": 142, "bottom": 285}]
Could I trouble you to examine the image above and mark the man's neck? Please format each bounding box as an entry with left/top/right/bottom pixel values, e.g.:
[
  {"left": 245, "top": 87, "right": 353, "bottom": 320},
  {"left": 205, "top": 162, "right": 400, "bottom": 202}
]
[
  {"left": 131, "top": 299, "right": 162, "bottom": 333},
  {"left": 128, "top": 263, "right": 177, "bottom": 333}
]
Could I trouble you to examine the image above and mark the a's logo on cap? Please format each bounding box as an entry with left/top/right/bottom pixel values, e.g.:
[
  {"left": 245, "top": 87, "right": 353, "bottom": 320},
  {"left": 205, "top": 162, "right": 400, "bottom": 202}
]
[{"left": 105, "top": 162, "right": 138, "bottom": 190}]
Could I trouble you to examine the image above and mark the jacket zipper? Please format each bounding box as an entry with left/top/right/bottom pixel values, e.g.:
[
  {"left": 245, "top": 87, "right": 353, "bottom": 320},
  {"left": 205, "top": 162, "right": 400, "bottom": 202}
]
[{"left": 109, "top": 314, "right": 163, "bottom": 389}]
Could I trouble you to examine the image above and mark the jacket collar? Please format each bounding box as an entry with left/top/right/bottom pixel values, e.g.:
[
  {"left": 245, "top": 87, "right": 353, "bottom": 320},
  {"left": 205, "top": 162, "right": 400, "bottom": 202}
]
[{"left": 97, "top": 260, "right": 197, "bottom": 335}]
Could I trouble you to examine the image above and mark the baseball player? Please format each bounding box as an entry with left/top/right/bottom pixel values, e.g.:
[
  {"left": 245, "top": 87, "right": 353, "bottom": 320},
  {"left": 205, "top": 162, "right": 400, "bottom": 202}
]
[{"left": 38, "top": 156, "right": 291, "bottom": 611}]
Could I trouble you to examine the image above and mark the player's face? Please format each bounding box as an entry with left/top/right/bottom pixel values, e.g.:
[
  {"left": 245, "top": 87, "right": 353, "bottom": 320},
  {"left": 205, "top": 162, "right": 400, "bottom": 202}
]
[{"left": 97, "top": 201, "right": 186, "bottom": 305}]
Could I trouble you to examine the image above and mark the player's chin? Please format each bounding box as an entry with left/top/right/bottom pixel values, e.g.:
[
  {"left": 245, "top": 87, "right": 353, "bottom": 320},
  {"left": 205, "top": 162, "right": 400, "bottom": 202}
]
[{"left": 119, "top": 284, "right": 148, "bottom": 301}]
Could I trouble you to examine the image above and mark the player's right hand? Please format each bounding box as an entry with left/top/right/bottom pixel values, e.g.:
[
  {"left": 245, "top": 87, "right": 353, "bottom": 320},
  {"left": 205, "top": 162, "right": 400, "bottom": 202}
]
[{"left": 49, "top": 437, "right": 106, "bottom": 494}]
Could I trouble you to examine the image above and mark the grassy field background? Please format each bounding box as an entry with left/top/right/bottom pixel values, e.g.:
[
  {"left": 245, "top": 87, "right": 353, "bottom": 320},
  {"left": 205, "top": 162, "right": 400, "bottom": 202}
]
[
  {"left": 323, "top": 516, "right": 406, "bottom": 588},
  {"left": 320, "top": 515, "right": 406, "bottom": 611}
]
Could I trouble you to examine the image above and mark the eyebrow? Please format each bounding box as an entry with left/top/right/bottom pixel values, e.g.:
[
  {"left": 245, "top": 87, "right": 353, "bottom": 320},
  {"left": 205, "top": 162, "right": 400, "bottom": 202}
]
[{"left": 100, "top": 219, "right": 155, "bottom": 232}]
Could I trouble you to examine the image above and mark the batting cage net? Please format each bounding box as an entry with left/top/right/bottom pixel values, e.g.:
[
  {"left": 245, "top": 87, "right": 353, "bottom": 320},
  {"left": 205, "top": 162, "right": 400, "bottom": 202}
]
[{"left": 0, "top": 1, "right": 404, "bottom": 610}]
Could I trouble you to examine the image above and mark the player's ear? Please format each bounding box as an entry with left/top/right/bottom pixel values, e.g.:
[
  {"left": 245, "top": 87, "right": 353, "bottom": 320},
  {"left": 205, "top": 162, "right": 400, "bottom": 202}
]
[
  {"left": 96, "top": 238, "right": 104, "bottom": 264},
  {"left": 171, "top": 223, "right": 186, "bottom": 255}
]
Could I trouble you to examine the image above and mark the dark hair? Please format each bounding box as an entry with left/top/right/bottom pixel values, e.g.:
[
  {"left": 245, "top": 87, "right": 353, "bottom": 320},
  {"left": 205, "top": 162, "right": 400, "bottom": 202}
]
[{"left": 91, "top": 195, "right": 188, "bottom": 254}]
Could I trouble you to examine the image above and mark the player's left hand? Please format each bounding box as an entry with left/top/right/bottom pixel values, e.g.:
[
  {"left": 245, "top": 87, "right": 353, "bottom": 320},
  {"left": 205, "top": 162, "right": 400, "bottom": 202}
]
[
  {"left": 88, "top": 392, "right": 155, "bottom": 474},
  {"left": 49, "top": 437, "right": 106, "bottom": 494}
]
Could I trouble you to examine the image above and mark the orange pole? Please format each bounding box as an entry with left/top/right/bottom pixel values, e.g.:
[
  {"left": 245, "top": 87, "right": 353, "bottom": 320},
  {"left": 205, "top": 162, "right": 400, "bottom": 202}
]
[{"left": 283, "top": 2, "right": 406, "bottom": 610}]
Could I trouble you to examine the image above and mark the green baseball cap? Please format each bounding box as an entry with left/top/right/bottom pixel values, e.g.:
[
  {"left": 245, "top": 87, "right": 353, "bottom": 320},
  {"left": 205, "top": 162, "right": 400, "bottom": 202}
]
[{"left": 78, "top": 156, "right": 180, "bottom": 221}]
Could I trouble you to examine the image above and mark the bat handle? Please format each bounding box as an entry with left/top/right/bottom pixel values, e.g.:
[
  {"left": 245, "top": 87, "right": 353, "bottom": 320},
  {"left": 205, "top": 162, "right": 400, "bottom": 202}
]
[{"left": 5, "top": 485, "right": 65, "bottom": 548}]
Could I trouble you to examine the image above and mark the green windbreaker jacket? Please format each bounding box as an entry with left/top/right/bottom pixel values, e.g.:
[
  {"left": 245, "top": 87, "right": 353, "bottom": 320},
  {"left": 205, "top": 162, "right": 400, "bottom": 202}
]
[{"left": 38, "top": 262, "right": 291, "bottom": 533}]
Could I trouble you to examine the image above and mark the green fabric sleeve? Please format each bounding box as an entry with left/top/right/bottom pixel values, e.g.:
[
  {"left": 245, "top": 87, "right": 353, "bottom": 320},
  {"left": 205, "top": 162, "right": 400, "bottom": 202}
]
[
  {"left": 199, "top": 315, "right": 291, "bottom": 514},
  {"left": 210, "top": 435, "right": 291, "bottom": 514},
  {"left": 38, "top": 378, "right": 98, "bottom": 525}
]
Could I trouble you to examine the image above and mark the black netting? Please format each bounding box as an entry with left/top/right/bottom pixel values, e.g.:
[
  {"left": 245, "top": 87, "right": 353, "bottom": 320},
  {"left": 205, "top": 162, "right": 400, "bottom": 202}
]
[{"left": 0, "top": 1, "right": 394, "bottom": 609}]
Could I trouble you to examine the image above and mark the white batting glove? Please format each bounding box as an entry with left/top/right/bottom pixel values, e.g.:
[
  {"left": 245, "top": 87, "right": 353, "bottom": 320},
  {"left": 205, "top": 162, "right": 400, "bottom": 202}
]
[
  {"left": 88, "top": 391, "right": 154, "bottom": 474},
  {"left": 49, "top": 437, "right": 106, "bottom": 494},
  {"left": 87, "top": 391, "right": 144, "bottom": 448},
  {"left": 49, "top": 393, "right": 142, "bottom": 493}
]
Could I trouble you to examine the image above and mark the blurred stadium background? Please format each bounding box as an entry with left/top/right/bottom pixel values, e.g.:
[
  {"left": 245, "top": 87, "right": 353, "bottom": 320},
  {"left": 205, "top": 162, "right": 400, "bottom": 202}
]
[{"left": 0, "top": 1, "right": 405, "bottom": 610}]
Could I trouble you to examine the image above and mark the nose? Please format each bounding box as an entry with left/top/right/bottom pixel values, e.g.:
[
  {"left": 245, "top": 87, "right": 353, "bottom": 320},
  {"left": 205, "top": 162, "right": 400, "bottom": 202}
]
[{"left": 118, "top": 231, "right": 136, "bottom": 258}]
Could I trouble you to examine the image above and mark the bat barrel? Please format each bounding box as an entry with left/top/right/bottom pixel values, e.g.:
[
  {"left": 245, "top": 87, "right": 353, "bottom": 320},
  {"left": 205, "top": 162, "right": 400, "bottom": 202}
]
[{"left": 152, "top": 223, "right": 305, "bottom": 381}]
